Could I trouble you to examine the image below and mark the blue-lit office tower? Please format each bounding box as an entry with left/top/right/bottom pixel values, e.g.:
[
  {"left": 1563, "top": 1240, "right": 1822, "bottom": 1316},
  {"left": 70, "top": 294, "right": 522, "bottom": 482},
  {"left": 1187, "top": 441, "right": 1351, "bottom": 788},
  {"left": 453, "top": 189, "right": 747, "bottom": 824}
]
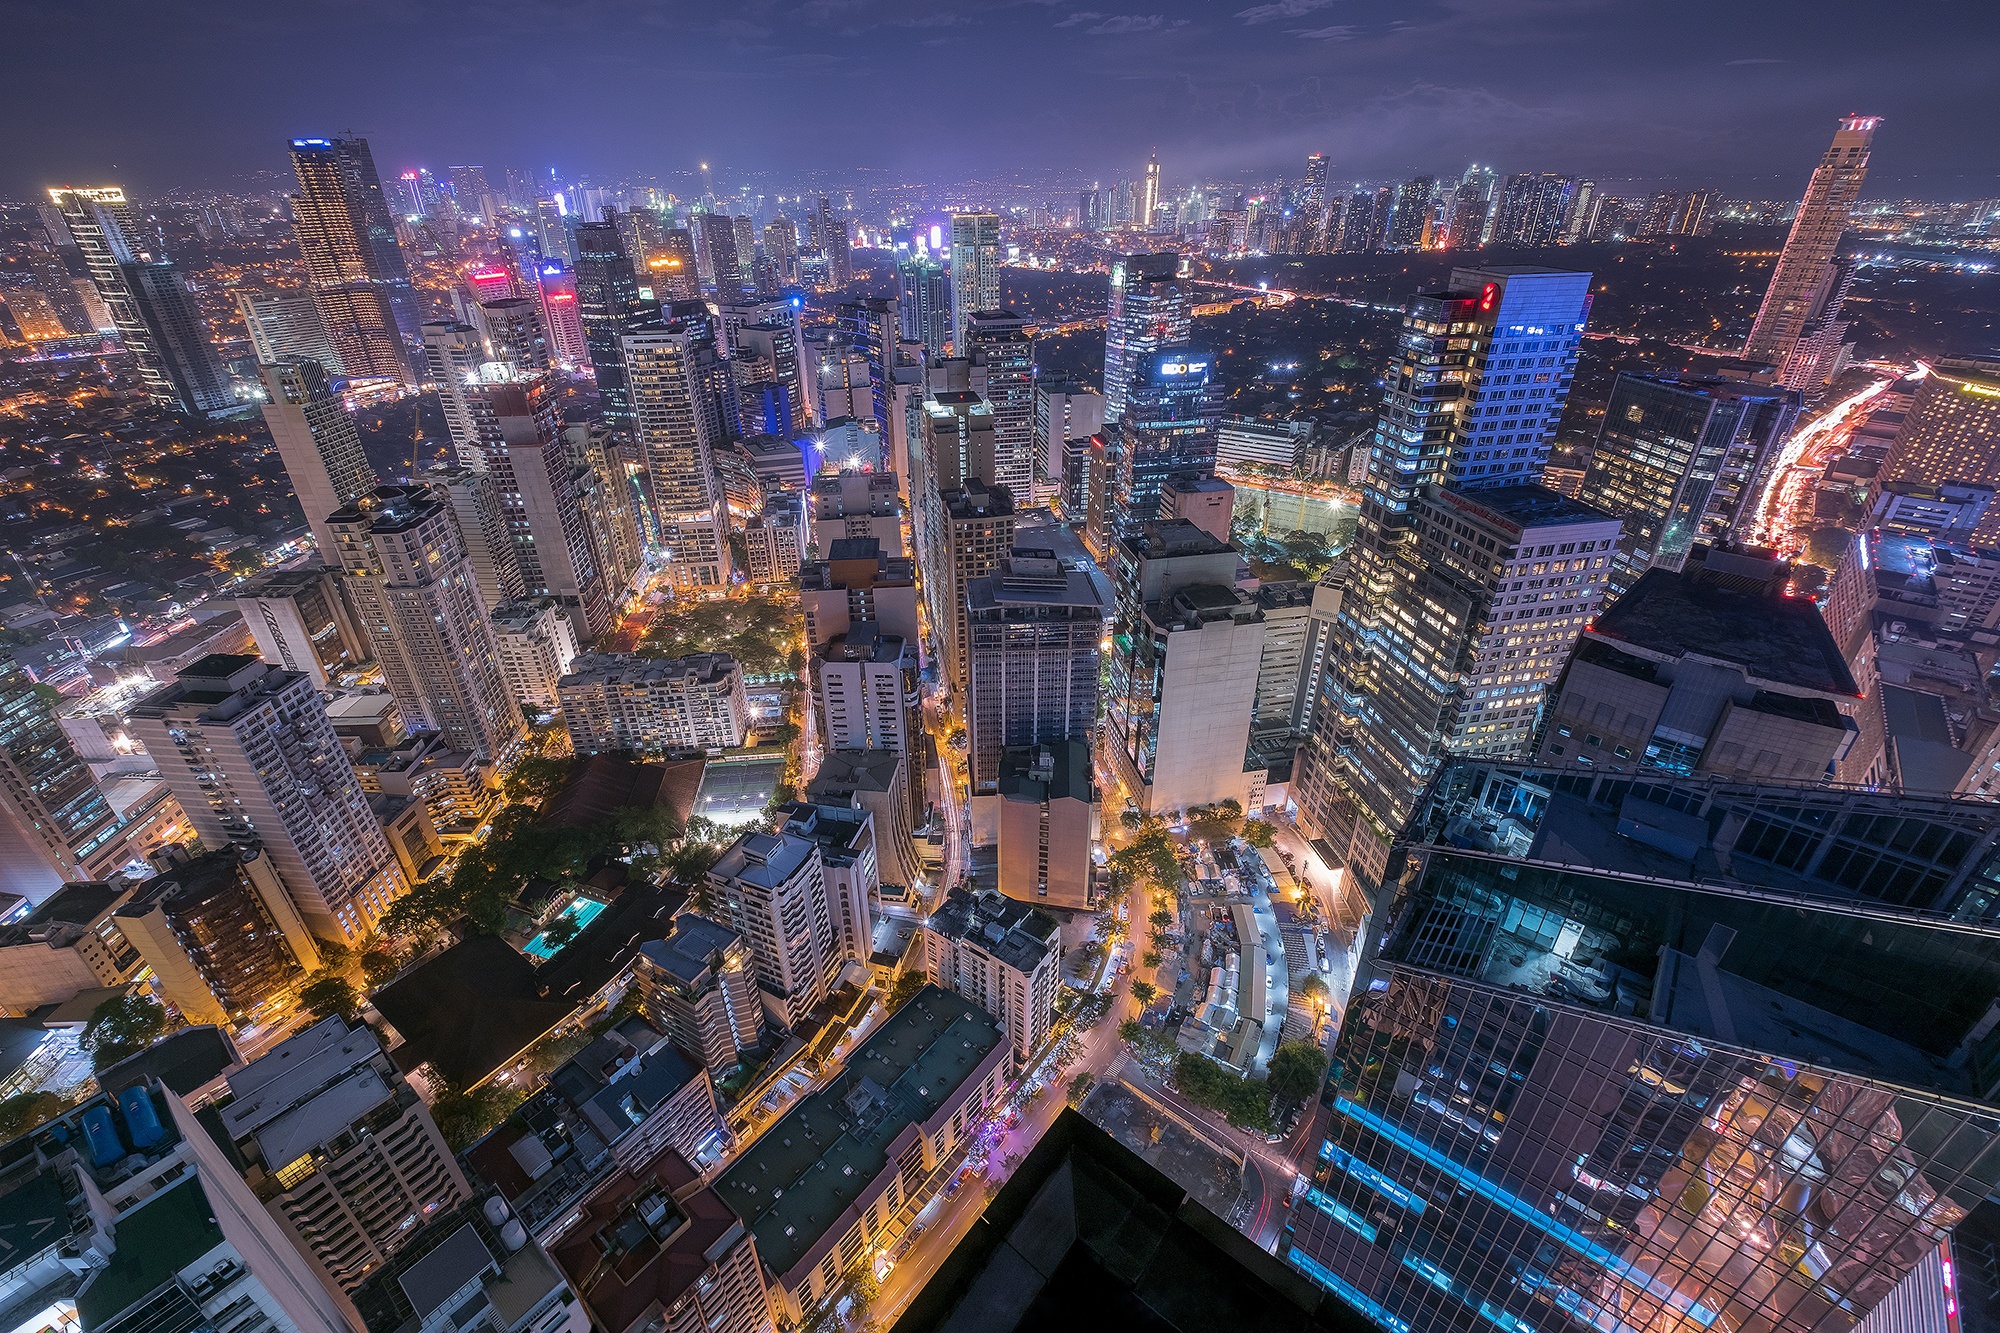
[
  {"left": 286, "top": 137, "right": 421, "bottom": 383},
  {"left": 1295, "top": 267, "right": 1595, "bottom": 888},
  {"left": 1101, "top": 346, "right": 1222, "bottom": 539},
  {"left": 898, "top": 253, "right": 951, "bottom": 360},
  {"left": 1289, "top": 758, "right": 2000, "bottom": 1333},
  {"left": 1103, "top": 252, "right": 1191, "bottom": 423},
  {"left": 573, "top": 222, "right": 651, "bottom": 432},
  {"left": 838, "top": 296, "right": 897, "bottom": 443}
]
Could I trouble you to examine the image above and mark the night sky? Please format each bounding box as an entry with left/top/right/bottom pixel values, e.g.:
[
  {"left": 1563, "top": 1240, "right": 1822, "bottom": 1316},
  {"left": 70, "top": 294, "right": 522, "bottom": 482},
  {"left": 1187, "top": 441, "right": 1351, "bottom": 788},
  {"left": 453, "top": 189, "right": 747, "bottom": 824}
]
[{"left": 3, "top": 0, "right": 1996, "bottom": 198}]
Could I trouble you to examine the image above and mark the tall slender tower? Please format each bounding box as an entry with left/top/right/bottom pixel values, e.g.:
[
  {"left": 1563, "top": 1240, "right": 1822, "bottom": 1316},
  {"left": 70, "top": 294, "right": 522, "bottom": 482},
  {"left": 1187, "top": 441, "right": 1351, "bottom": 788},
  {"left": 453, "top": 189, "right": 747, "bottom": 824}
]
[
  {"left": 573, "top": 222, "right": 649, "bottom": 431},
  {"left": 1140, "top": 153, "right": 1161, "bottom": 230},
  {"left": 259, "top": 359, "right": 378, "bottom": 555},
  {"left": 286, "top": 138, "right": 419, "bottom": 385},
  {"left": 1102, "top": 252, "right": 1190, "bottom": 423},
  {"left": 623, "top": 306, "right": 733, "bottom": 589},
  {"left": 948, "top": 212, "right": 1000, "bottom": 349},
  {"left": 1744, "top": 115, "right": 1880, "bottom": 366}
]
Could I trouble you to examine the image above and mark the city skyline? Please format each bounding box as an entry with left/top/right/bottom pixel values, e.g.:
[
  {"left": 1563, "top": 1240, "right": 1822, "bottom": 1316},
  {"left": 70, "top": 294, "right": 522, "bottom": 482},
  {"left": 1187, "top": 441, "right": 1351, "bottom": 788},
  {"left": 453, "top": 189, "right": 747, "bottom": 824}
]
[{"left": 3, "top": 1, "right": 1999, "bottom": 197}]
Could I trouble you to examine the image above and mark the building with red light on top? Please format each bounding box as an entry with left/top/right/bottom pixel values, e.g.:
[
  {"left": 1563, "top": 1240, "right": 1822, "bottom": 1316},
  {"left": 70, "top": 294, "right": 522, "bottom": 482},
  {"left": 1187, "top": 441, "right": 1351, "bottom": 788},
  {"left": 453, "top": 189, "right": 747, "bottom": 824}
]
[
  {"left": 466, "top": 265, "right": 515, "bottom": 303},
  {"left": 537, "top": 262, "right": 588, "bottom": 367}
]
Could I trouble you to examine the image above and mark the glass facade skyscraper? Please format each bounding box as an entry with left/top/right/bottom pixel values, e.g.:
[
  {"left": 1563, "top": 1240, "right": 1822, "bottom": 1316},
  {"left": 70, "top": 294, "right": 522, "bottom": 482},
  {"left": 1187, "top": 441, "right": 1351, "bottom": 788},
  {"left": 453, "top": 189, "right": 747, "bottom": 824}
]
[
  {"left": 1106, "top": 344, "right": 1223, "bottom": 536},
  {"left": 573, "top": 221, "right": 650, "bottom": 432},
  {"left": 1102, "top": 251, "right": 1191, "bottom": 423},
  {"left": 898, "top": 252, "right": 951, "bottom": 360},
  {"left": 286, "top": 137, "right": 420, "bottom": 385},
  {"left": 1288, "top": 759, "right": 2000, "bottom": 1333}
]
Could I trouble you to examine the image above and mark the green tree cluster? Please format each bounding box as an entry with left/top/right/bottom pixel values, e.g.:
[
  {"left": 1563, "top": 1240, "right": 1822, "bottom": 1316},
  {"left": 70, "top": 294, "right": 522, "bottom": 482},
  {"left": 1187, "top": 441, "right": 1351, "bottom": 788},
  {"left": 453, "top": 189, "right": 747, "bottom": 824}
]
[
  {"left": 82, "top": 994, "right": 174, "bottom": 1071},
  {"left": 1267, "top": 1041, "right": 1330, "bottom": 1104},
  {"left": 1172, "top": 1052, "right": 1272, "bottom": 1131}
]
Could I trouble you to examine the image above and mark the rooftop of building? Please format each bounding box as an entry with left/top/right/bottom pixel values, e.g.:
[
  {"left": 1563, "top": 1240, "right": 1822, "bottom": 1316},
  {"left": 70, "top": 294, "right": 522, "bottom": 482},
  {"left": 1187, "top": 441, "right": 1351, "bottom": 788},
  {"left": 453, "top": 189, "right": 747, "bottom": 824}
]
[
  {"left": 821, "top": 622, "right": 913, "bottom": 663},
  {"left": 1146, "top": 583, "right": 1256, "bottom": 631},
  {"left": 371, "top": 934, "right": 577, "bottom": 1089},
  {"left": 1396, "top": 759, "right": 2000, "bottom": 1095},
  {"left": 559, "top": 651, "right": 741, "bottom": 688},
  {"left": 888, "top": 1108, "right": 1371, "bottom": 1333},
  {"left": 997, "top": 742, "right": 1093, "bottom": 807},
  {"left": 926, "top": 890, "right": 1059, "bottom": 978},
  {"left": 220, "top": 1016, "right": 395, "bottom": 1163},
  {"left": 540, "top": 755, "right": 707, "bottom": 832},
  {"left": 75, "top": 1175, "right": 224, "bottom": 1329},
  {"left": 328, "top": 484, "right": 447, "bottom": 534},
  {"left": 489, "top": 596, "right": 563, "bottom": 632},
  {"left": 548, "top": 1148, "right": 748, "bottom": 1333},
  {"left": 943, "top": 482, "right": 1015, "bottom": 519},
  {"left": 1588, "top": 564, "right": 1859, "bottom": 697},
  {"left": 637, "top": 914, "right": 744, "bottom": 986},
  {"left": 1438, "top": 483, "right": 1616, "bottom": 534},
  {"left": 94, "top": 1025, "right": 239, "bottom": 1099},
  {"left": 806, "top": 749, "right": 903, "bottom": 801},
  {"left": 716, "top": 986, "right": 1004, "bottom": 1279},
  {"left": 711, "top": 827, "right": 816, "bottom": 891},
  {"left": 1117, "top": 519, "right": 1234, "bottom": 560},
  {"left": 775, "top": 802, "right": 872, "bottom": 864},
  {"left": 967, "top": 552, "right": 1105, "bottom": 614},
  {"left": 1161, "top": 473, "right": 1234, "bottom": 495},
  {"left": 235, "top": 564, "right": 333, "bottom": 597}
]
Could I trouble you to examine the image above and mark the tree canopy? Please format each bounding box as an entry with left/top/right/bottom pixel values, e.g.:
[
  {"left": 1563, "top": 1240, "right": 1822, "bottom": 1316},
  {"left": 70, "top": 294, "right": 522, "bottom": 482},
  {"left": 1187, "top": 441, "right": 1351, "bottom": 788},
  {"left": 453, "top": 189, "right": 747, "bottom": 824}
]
[{"left": 83, "top": 994, "right": 172, "bottom": 1070}]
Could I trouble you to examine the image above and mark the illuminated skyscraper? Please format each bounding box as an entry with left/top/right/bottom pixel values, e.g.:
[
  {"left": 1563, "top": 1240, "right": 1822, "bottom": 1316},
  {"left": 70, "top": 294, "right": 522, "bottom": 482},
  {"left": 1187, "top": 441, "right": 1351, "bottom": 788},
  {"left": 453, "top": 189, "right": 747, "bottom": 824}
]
[
  {"left": 623, "top": 306, "right": 733, "bottom": 588},
  {"left": 1745, "top": 115, "right": 1881, "bottom": 367},
  {"left": 948, "top": 212, "right": 1000, "bottom": 349},
  {"left": 1388, "top": 175, "right": 1437, "bottom": 250},
  {"left": 1490, "top": 172, "right": 1579, "bottom": 247},
  {"left": 1103, "top": 346, "right": 1223, "bottom": 539},
  {"left": 259, "top": 359, "right": 378, "bottom": 555},
  {"left": 696, "top": 211, "right": 750, "bottom": 295},
  {"left": 1102, "top": 252, "right": 1191, "bottom": 423},
  {"left": 47, "top": 186, "right": 230, "bottom": 414},
  {"left": 573, "top": 222, "right": 650, "bottom": 430},
  {"left": 0, "top": 655, "right": 120, "bottom": 896},
  {"left": 964, "top": 310, "right": 1037, "bottom": 503},
  {"left": 897, "top": 252, "right": 951, "bottom": 359},
  {"left": 327, "top": 485, "right": 522, "bottom": 761},
  {"left": 237, "top": 290, "right": 343, "bottom": 375},
  {"left": 764, "top": 214, "right": 800, "bottom": 284},
  {"left": 285, "top": 137, "right": 419, "bottom": 385},
  {"left": 1140, "top": 153, "right": 1161, "bottom": 229},
  {"left": 818, "top": 196, "right": 852, "bottom": 286},
  {"left": 1295, "top": 267, "right": 1596, "bottom": 886}
]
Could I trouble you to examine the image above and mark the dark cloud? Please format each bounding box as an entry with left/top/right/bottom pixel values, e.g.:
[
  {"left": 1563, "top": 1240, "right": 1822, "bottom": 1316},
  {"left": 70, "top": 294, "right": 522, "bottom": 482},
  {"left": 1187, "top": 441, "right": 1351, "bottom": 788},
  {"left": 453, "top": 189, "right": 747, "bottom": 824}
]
[{"left": 0, "top": 0, "right": 1992, "bottom": 195}]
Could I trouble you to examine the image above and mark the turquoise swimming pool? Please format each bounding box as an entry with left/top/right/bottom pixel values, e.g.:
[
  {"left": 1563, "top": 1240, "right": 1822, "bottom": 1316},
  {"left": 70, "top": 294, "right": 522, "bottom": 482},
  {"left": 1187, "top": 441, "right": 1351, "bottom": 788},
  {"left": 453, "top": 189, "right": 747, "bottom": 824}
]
[{"left": 524, "top": 897, "right": 607, "bottom": 960}]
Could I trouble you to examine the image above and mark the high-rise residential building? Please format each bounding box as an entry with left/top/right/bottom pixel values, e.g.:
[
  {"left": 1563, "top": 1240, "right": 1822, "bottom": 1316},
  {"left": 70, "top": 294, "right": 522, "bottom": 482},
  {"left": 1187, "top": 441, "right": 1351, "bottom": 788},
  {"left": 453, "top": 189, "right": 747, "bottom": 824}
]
[
  {"left": 1287, "top": 757, "right": 2000, "bottom": 1333},
  {"left": 807, "top": 749, "right": 925, "bottom": 896},
  {"left": 817, "top": 196, "right": 852, "bottom": 287},
  {"left": 813, "top": 624, "right": 918, "bottom": 753},
  {"left": 47, "top": 186, "right": 231, "bottom": 414},
  {"left": 1103, "top": 252, "right": 1191, "bottom": 423},
  {"left": 491, "top": 596, "right": 580, "bottom": 711},
  {"left": 963, "top": 310, "right": 1035, "bottom": 501},
  {"left": 1159, "top": 473, "right": 1234, "bottom": 546},
  {"left": 1579, "top": 372, "right": 1802, "bottom": 596},
  {"left": 995, "top": 741, "right": 1094, "bottom": 911},
  {"left": 574, "top": 222, "right": 650, "bottom": 431},
  {"left": 1035, "top": 381, "right": 1107, "bottom": 517},
  {"left": 0, "top": 655, "right": 121, "bottom": 895},
  {"left": 20, "top": 238, "right": 95, "bottom": 335},
  {"left": 1534, "top": 548, "right": 1858, "bottom": 781},
  {"left": 1102, "top": 344, "right": 1224, "bottom": 540},
  {"left": 237, "top": 289, "right": 343, "bottom": 375},
  {"left": 260, "top": 358, "right": 378, "bottom": 554},
  {"left": 810, "top": 470, "right": 904, "bottom": 556},
  {"left": 743, "top": 491, "right": 808, "bottom": 583},
  {"left": 1890, "top": 358, "right": 2000, "bottom": 507},
  {"left": 535, "top": 260, "right": 590, "bottom": 366},
  {"left": 797, "top": 537, "right": 921, "bottom": 649},
  {"left": 709, "top": 827, "right": 840, "bottom": 1029},
  {"left": 772, "top": 801, "right": 877, "bottom": 972},
  {"left": 623, "top": 308, "right": 733, "bottom": 587},
  {"left": 735, "top": 320, "right": 806, "bottom": 432},
  {"left": 328, "top": 485, "right": 522, "bottom": 760},
  {"left": 1445, "top": 165, "right": 1498, "bottom": 248},
  {"left": 428, "top": 463, "right": 528, "bottom": 611},
  {"left": 917, "top": 889, "right": 1060, "bottom": 1067},
  {"left": 920, "top": 388, "right": 998, "bottom": 495},
  {"left": 695, "top": 211, "right": 749, "bottom": 295},
  {"left": 932, "top": 481, "right": 1017, "bottom": 700},
  {"left": 1106, "top": 574, "right": 1263, "bottom": 816},
  {"left": 557, "top": 653, "right": 749, "bottom": 755},
  {"left": 715, "top": 988, "right": 1006, "bottom": 1321},
  {"left": 550, "top": 1146, "right": 778, "bottom": 1333},
  {"left": 286, "top": 137, "right": 418, "bottom": 384},
  {"left": 948, "top": 212, "right": 1001, "bottom": 349},
  {"left": 1295, "top": 267, "right": 1595, "bottom": 886},
  {"left": 897, "top": 251, "right": 951, "bottom": 358},
  {"left": 764, "top": 214, "right": 800, "bottom": 285},
  {"left": 112, "top": 845, "right": 319, "bottom": 1028},
  {"left": 1490, "top": 172, "right": 1578, "bottom": 247},
  {"left": 838, "top": 294, "right": 899, "bottom": 434},
  {"left": 218, "top": 1015, "right": 470, "bottom": 1291},
  {"left": 964, "top": 550, "right": 1106, "bottom": 812},
  {"left": 1745, "top": 115, "right": 1881, "bottom": 367},
  {"left": 634, "top": 913, "right": 767, "bottom": 1074},
  {"left": 1388, "top": 175, "right": 1437, "bottom": 249},
  {"left": 480, "top": 294, "right": 550, "bottom": 373},
  {"left": 233, "top": 564, "right": 369, "bottom": 690},
  {"left": 128, "top": 654, "right": 408, "bottom": 943},
  {"left": 567, "top": 425, "right": 648, "bottom": 587},
  {"left": 1297, "top": 153, "right": 1331, "bottom": 250}
]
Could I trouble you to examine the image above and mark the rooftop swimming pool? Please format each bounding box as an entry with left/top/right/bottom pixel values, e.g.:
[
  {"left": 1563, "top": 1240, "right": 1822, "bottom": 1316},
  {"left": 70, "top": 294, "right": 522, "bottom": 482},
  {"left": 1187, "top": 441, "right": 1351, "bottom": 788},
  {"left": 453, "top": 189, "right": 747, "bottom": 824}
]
[{"left": 523, "top": 896, "right": 607, "bottom": 960}]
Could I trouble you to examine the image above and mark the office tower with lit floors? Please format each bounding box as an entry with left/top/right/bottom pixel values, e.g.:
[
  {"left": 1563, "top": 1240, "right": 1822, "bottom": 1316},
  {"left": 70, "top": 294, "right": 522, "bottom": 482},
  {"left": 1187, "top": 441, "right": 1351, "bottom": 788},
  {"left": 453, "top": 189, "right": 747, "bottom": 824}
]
[
  {"left": 0, "top": 655, "right": 122, "bottom": 895},
  {"left": 127, "top": 654, "right": 408, "bottom": 945},
  {"left": 286, "top": 137, "right": 419, "bottom": 384},
  {"left": 1579, "top": 372, "right": 1802, "bottom": 597},
  {"left": 964, "top": 310, "right": 1037, "bottom": 503},
  {"left": 1294, "top": 267, "right": 1597, "bottom": 889},
  {"left": 328, "top": 486, "right": 523, "bottom": 762},
  {"left": 948, "top": 212, "right": 1001, "bottom": 347},
  {"left": 238, "top": 290, "right": 343, "bottom": 375},
  {"left": 1287, "top": 757, "right": 2000, "bottom": 1333},
  {"left": 1102, "top": 251, "right": 1192, "bottom": 423},
  {"left": 622, "top": 306, "right": 733, "bottom": 588},
  {"left": 1745, "top": 115, "right": 1881, "bottom": 369},
  {"left": 1098, "top": 345, "right": 1224, "bottom": 542},
  {"left": 574, "top": 222, "right": 651, "bottom": 432},
  {"left": 898, "top": 250, "right": 952, "bottom": 358}
]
